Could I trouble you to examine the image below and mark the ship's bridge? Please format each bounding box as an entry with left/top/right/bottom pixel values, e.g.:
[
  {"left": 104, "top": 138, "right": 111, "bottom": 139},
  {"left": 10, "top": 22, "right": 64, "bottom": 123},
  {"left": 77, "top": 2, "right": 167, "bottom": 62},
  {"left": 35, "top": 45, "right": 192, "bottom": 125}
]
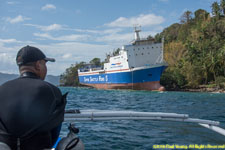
[
  {"left": 79, "top": 64, "right": 102, "bottom": 72},
  {"left": 123, "top": 41, "right": 163, "bottom": 69},
  {"left": 103, "top": 50, "right": 129, "bottom": 71}
]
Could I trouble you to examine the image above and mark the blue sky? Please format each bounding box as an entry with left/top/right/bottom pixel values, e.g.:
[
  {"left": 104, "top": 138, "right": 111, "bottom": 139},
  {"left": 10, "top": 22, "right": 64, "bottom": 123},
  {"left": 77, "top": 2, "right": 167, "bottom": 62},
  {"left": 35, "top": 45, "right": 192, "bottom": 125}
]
[{"left": 0, "top": 0, "right": 218, "bottom": 75}]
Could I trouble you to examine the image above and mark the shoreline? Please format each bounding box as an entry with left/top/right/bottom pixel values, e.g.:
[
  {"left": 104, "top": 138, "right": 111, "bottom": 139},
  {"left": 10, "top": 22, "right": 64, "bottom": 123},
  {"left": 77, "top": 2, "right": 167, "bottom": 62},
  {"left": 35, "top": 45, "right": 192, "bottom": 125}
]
[
  {"left": 60, "top": 85, "right": 225, "bottom": 93},
  {"left": 166, "top": 87, "right": 225, "bottom": 93}
]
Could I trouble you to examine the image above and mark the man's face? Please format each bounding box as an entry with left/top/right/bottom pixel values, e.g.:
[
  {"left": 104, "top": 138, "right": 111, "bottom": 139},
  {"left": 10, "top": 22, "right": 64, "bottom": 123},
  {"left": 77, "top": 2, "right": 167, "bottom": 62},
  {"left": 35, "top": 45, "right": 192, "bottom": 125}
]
[{"left": 38, "top": 59, "right": 47, "bottom": 80}]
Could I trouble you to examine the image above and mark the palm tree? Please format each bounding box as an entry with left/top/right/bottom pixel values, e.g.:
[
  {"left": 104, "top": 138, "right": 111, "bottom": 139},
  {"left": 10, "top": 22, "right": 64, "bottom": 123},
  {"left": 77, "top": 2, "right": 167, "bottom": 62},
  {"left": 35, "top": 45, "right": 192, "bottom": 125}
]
[
  {"left": 211, "top": 2, "right": 221, "bottom": 18},
  {"left": 221, "top": 0, "right": 225, "bottom": 15}
]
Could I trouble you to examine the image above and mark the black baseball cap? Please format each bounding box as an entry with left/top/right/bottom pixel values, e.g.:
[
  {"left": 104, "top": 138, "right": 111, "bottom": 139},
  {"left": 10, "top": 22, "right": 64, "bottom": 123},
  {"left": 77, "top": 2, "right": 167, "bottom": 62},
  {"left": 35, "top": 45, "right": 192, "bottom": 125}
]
[{"left": 16, "top": 45, "right": 55, "bottom": 66}]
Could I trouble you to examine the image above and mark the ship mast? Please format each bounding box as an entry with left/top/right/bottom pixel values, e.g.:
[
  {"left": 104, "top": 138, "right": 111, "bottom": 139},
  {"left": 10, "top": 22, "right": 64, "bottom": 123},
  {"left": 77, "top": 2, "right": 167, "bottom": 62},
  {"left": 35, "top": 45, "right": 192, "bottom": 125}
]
[{"left": 134, "top": 25, "right": 141, "bottom": 41}]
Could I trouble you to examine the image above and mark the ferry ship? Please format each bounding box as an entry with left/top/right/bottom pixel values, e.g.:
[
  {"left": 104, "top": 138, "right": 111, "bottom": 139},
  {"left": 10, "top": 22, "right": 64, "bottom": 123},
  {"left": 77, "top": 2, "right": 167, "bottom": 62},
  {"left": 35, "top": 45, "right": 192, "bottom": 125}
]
[{"left": 78, "top": 27, "right": 167, "bottom": 91}]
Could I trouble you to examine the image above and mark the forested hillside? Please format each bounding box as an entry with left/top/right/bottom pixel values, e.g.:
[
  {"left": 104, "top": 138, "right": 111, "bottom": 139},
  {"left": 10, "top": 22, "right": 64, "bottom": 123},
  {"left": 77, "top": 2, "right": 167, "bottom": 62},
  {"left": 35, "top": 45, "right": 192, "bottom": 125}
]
[{"left": 159, "top": 0, "right": 225, "bottom": 90}]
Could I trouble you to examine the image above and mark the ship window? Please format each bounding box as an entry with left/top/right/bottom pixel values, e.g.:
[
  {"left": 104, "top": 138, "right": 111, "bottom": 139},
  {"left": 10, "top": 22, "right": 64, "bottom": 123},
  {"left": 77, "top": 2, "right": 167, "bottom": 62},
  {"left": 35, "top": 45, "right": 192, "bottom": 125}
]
[
  {"left": 148, "top": 52, "right": 150, "bottom": 54},
  {"left": 143, "top": 48, "right": 144, "bottom": 49},
  {"left": 142, "top": 53, "right": 144, "bottom": 55},
  {"left": 136, "top": 54, "right": 138, "bottom": 56},
  {"left": 152, "top": 47, "right": 154, "bottom": 48},
  {"left": 133, "top": 49, "right": 135, "bottom": 51},
  {"left": 138, "top": 48, "right": 140, "bottom": 50},
  {"left": 156, "top": 47, "right": 158, "bottom": 48}
]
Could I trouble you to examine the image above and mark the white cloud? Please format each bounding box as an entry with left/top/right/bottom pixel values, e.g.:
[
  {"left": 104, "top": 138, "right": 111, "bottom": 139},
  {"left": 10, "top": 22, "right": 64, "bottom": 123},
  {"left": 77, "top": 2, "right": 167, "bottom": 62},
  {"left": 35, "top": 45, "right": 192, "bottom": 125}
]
[
  {"left": 101, "top": 28, "right": 123, "bottom": 34},
  {"left": 74, "top": 29, "right": 100, "bottom": 34},
  {"left": 33, "top": 33, "right": 52, "bottom": 39},
  {"left": 44, "top": 24, "right": 62, "bottom": 31},
  {"left": 58, "top": 34, "right": 89, "bottom": 41},
  {"left": 7, "top": 1, "right": 17, "bottom": 5},
  {"left": 96, "top": 33, "right": 133, "bottom": 44},
  {"left": 75, "top": 28, "right": 123, "bottom": 35},
  {"left": 6, "top": 15, "right": 31, "bottom": 24},
  {"left": 105, "top": 13, "right": 165, "bottom": 27},
  {"left": 41, "top": 4, "right": 56, "bottom": 11},
  {"left": 62, "top": 53, "right": 72, "bottom": 59},
  {"left": 0, "top": 53, "right": 15, "bottom": 65},
  {"left": 0, "top": 38, "right": 36, "bottom": 46},
  {"left": 0, "top": 43, "right": 20, "bottom": 74},
  {"left": 0, "top": 38, "right": 20, "bottom": 43},
  {"left": 24, "top": 24, "right": 63, "bottom": 31},
  {"left": 33, "top": 33, "right": 90, "bottom": 41},
  {"left": 95, "top": 29, "right": 160, "bottom": 46},
  {"left": 24, "top": 23, "right": 123, "bottom": 35}
]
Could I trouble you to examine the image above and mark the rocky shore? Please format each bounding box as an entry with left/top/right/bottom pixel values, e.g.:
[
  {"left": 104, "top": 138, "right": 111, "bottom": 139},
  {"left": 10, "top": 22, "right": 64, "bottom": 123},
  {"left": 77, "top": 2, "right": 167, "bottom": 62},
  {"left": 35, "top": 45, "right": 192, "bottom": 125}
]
[{"left": 169, "top": 85, "right": 225, "bottom": 93}]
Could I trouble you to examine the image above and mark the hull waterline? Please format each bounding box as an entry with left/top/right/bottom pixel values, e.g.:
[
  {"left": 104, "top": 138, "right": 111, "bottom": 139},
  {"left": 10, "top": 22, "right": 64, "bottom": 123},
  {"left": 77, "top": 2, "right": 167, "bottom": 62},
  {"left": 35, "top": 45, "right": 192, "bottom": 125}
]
[{"left": 81, "top": 81, "right": 165, "bottom": 91}]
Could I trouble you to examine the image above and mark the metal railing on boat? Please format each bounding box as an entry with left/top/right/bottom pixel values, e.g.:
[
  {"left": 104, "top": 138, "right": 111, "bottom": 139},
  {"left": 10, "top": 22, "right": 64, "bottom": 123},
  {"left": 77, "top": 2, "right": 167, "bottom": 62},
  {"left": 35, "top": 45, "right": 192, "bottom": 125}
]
[{"left": 64, "top": 110, "right": 225, "bottom": 136}]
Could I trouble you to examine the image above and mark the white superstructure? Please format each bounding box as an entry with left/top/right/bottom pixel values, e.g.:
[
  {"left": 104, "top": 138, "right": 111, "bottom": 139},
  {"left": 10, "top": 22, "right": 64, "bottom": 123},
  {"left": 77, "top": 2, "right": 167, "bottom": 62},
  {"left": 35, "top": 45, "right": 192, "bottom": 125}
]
[{"left": 103, "top": 28, "right": 164, "bottom": 72}]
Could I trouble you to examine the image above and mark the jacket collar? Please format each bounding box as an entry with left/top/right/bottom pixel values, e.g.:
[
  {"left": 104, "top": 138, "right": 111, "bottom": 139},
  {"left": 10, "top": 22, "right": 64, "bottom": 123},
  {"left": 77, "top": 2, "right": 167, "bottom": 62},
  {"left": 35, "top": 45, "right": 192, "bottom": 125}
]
[{"left": 20, "top": 72, "right": 40, "bottom": 78}]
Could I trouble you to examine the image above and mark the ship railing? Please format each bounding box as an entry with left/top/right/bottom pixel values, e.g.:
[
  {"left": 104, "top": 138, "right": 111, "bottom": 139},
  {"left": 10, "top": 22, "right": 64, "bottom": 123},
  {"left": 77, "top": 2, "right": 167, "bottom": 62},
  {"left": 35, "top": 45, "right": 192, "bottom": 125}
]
[
  {"left": 91, "top": 67, "right": 103, "bottom": 71},
  {"left": 78, "top": 69, "right": 91, "bottom": 73},
  {"left": 130, "top": 63, "right": 168, "bottom": 71},
  {"left": 64, "top": 110, "right": 225, "bottom": 137},
  {"left": 131, "top": 38, "right": 155, "bottom": 45},
  {"left": 79, "top": 66, "right": 103, "bottom": 72}
]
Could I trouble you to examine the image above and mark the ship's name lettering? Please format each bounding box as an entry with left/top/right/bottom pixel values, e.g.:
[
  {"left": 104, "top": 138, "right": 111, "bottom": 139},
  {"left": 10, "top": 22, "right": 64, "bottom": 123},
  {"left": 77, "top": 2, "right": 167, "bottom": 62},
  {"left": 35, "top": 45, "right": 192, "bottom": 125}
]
[
  {"left": 90, "top": 77, "right": 98, "bottom": 82},
  {"left": 84, "top": 77, "right": 89, "bottom": 82},
  {"left": 84, "top": 75, "right": 108, "bottom": 82},
  {"left": 99, "top": 76, "right": 105, "bottom": 81}
]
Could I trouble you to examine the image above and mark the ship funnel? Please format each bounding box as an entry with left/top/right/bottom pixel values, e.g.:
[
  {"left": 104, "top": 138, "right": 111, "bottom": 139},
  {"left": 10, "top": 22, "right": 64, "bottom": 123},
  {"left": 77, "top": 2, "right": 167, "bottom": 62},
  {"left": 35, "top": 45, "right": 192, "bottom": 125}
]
[{"left": 134, "top": 25, "right": 141, "bottom": 41}]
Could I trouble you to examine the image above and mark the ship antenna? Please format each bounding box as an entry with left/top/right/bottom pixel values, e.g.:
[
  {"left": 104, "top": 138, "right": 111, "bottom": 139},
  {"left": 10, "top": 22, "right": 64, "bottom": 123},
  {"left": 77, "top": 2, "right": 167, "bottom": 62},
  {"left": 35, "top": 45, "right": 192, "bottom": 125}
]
[{"left": 133, "top": 25, "right": 141, "bottom": 41}]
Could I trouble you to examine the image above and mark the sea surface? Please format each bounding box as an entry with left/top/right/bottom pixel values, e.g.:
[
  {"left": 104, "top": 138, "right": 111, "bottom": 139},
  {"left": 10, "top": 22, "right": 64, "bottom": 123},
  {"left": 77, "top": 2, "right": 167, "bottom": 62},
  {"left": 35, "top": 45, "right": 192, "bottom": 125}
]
[{"left": 59, "top": 87, "right": 225, "bottom": 150}]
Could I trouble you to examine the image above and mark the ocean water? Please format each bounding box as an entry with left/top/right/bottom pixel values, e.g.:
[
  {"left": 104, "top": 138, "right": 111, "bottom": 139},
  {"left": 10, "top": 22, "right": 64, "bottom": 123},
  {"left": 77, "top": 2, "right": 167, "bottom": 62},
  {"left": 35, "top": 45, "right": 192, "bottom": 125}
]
[{"left": 59, "top": 87, "right": 225, "bottom": 150}]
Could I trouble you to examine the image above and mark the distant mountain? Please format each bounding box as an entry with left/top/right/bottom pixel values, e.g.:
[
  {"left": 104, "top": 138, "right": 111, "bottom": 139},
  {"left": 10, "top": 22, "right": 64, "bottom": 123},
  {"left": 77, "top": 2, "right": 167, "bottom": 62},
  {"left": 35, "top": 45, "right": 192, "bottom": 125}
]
[
  {"left": 0, "top": 72, "right": 60, "bottom": 86},
  {"left": 45, "top": 75, "right": 60, "bottom": 86},
  {"left": 0, "top": 73, "right": 19, "bottom": 85}
]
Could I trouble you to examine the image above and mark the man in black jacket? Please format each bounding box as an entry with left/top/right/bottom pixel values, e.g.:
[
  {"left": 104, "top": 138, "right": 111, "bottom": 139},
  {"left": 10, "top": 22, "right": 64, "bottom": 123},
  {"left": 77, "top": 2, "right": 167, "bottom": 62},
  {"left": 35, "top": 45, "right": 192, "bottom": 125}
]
[{"left": 0, "top": 45, "right": 66, "bottom": 150}]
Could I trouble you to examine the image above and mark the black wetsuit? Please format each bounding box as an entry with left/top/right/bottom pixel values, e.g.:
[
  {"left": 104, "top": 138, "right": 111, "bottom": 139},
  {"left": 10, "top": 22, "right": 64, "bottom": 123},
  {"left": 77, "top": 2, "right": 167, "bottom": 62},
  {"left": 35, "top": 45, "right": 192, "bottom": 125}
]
[{"left": 0, "top": 72, "right": 66, "bottom": 150}]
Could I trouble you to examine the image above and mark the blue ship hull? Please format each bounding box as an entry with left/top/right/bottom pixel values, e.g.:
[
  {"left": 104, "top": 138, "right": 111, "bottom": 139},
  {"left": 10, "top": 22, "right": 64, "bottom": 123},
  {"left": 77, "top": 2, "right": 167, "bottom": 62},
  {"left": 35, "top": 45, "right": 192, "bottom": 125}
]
[{"left": 79, "top": 65, "right": 167, "bottom": 91}]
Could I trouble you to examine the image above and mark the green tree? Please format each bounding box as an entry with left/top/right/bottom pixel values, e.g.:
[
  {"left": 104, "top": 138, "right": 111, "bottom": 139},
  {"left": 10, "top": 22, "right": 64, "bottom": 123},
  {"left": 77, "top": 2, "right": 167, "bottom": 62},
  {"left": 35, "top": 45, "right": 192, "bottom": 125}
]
[
  {"left": 60, "top": 62, "right": 86, "bottom": 86},
  {"left": 180, "top": 11, "right": 193, "bottom": 24},
  {"left": 113, "top": 48, "right": 120, "bottom": 56},
  {"left": 221, "top": 0, "right": 225, "bottom": 15},
  {"left": 162, "top": 23, "right": 181, "bottom": 43},
  {"left": 90, "top": 58, "right": 101, "bottom": 66},
  {"left": 164, "top": 41, "right": 186, "bottom": 66},
  {"left": 212, "top": 2, "right": 221, "bottom": 18},
  {"left": 147, "top": 35, "right": 155, "bottom": 40},
  {"left": 154, "top": 33, "right": 162, "bottom": 43},
  {"left": 158, "top": 1, "right": 225, "bottom": 89},
  {"left": 194, "top": 9, "right": 209, "bottom": 22}
]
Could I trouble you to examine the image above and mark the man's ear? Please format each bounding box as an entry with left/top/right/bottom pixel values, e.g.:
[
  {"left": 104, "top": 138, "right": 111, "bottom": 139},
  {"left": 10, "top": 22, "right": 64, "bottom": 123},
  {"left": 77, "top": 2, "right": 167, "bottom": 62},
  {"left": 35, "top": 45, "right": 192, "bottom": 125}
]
[{"left": 35, "top": 61, "right": 41, "bottom": 71}]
